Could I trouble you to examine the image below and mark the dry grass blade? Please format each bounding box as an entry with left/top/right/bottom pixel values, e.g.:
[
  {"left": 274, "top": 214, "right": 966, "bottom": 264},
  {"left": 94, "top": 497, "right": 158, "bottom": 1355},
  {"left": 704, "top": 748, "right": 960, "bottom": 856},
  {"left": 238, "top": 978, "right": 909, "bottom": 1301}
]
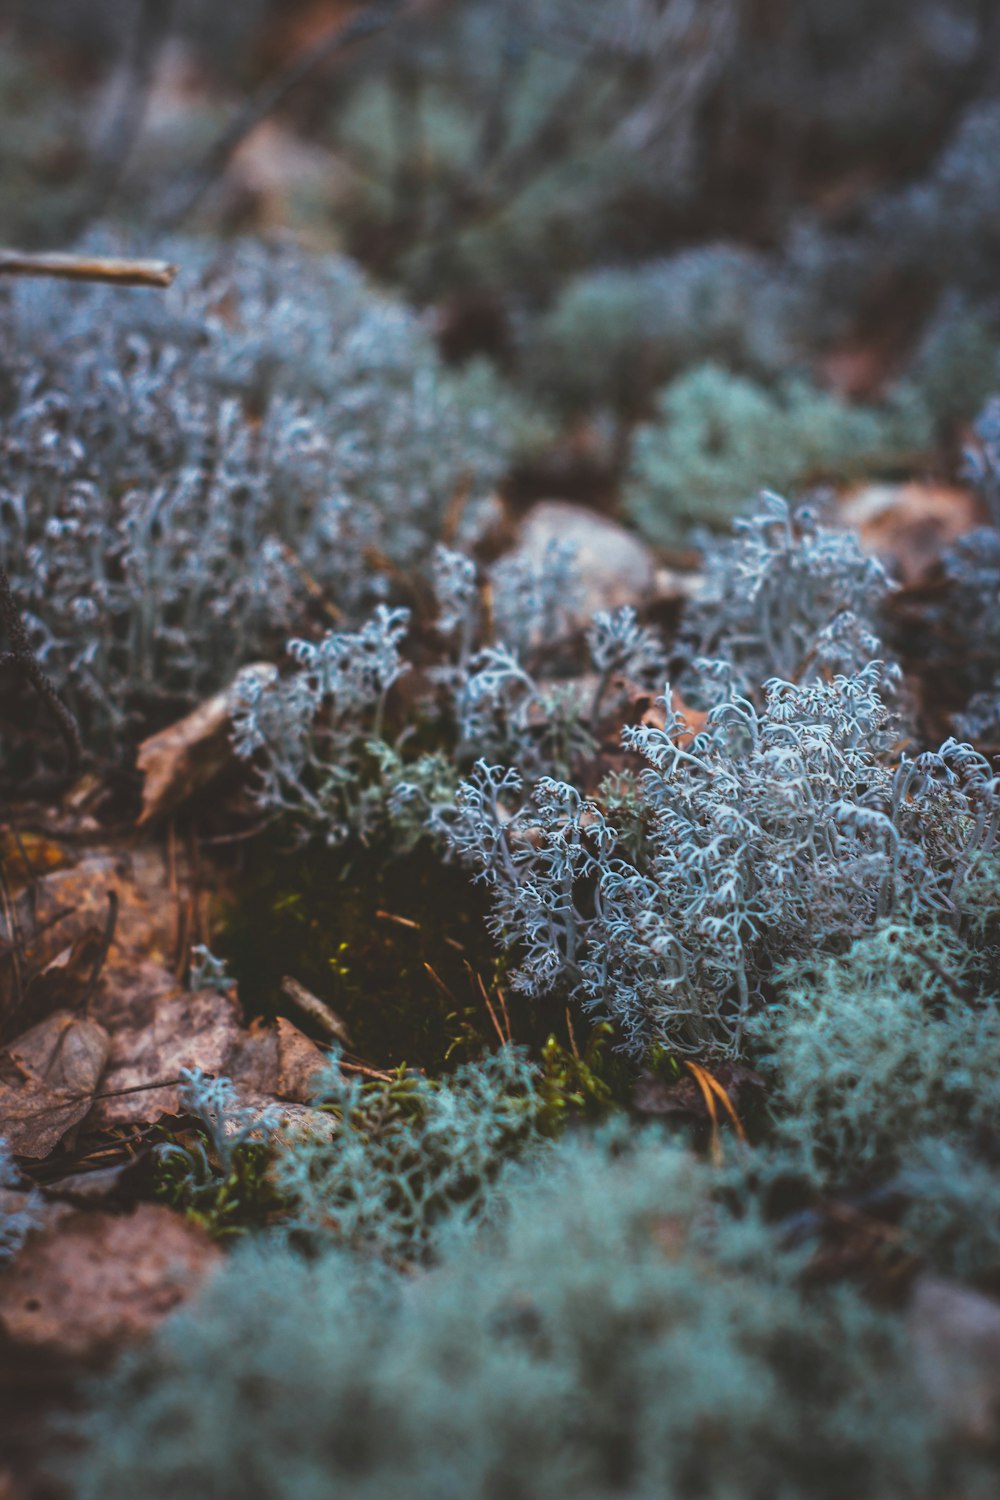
[
  {"left": 475, "top": 971, "right": 506, "bottom": 1048},
  {"left": 685, "top": 1060, "right": 747, "bottom": 1162}
]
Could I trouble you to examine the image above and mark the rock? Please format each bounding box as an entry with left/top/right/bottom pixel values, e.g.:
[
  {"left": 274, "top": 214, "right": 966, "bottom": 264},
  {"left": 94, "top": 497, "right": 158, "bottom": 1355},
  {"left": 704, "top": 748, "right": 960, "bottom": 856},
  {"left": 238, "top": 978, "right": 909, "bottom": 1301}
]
[
  {"left": 508, "top": 501, "right": 656, "bottom": 623},
  {"left": 0, "top": 1204, "right": 220, "bottom": 1364},
  {"left": 908, "top": 1274, "right": 1000, "bottom": 1441}
]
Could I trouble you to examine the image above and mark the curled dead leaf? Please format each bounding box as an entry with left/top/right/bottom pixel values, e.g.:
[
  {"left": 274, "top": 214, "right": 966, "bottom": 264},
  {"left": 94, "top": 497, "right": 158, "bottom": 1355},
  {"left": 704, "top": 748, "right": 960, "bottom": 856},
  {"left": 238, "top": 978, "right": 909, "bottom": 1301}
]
[
  {"left": 223, "top": 1014, "right": 327, "bottom": 1104},
  {"left": 136, "top": 668, "right": 272, "bottom": 827}
]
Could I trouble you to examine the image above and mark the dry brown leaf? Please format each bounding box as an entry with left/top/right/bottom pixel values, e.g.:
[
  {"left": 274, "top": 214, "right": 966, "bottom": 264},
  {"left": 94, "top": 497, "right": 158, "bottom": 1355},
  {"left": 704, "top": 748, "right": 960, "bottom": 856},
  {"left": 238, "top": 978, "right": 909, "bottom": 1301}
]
[
  {"left": 0, "top": 830, "right": 71, "bottom": 893},
  {"left": 221, "top": 1016, "right": 281, "bottom": 1099},
  {"left": 275, "top": 1016, "right": 327, "bottom": 1100},
  {"left": 85, "top": 962, "right": 245, "bottom": 1129},
  {"left": 0, "top": 1011, "right": 110, "bottom": 1158},
  {"left": 637, "top": 688, "right": 708, "bottom": 746},
  {"left": 136, "top": 670, "right": 272, "bottom": 827},
  {"left": 28, "top": 847, "right": 178, "bottom": 974},
  {"left": 839, "top": 481, "right": 983, "bottom": 585},
  {"left": 632, "top": 1070, "right": 704, "bottom": 1119},
  {"left": 21, "top": 926, "right": 106, "bottom": 1020},
  {"left": 0, "top": 1204, "right": 220, "bottom": 1362},
  {"left": 223, "top": 1016, "right": 326, "bottom": 1104}
]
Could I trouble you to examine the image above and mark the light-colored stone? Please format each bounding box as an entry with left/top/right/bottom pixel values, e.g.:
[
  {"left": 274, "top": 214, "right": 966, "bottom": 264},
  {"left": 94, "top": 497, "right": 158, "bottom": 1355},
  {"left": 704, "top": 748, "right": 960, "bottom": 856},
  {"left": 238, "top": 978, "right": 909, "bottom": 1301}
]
[
  {"left": 508, "top": 501, "right": 657, "bottom": 623},
  {"left": 908, "top": 1274, "right": 1000, "bottom": 1441}
]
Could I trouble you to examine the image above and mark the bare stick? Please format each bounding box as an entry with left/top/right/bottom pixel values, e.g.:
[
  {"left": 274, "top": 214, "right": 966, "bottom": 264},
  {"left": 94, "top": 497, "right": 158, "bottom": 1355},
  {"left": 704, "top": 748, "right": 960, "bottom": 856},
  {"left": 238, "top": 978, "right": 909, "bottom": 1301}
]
[
  {"left": 0, "top": 568, "right": 83, "bottom": 769},
  {"left": 81, "top": 891, "right": 119, "bottom": 1011},
  {"left": 0, "top": 251, "right": 177, "bottom": 289},
  {"left": 281, "top": 975, "right": 352, "bottom": 1045},
  {"left": 157, "top": 0, "right": 404, "bottom": 227},
  {"left": 71, "top": 0, "right": 176, "bottom": 234}
]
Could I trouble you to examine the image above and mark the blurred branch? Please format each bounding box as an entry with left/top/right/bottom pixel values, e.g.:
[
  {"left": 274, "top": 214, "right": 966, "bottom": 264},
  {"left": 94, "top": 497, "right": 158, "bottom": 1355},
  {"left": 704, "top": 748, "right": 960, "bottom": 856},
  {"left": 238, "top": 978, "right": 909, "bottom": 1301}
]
[
  {"left": 156, "top": 0, "right": 406, "bottom": 228},
  {"left": 0, "top": 569, "right": 82, "bottom": 772},
  {"left": 71, "top": 0, "right": 177, "bottom": 235},
  {"left": 0, "top": 251, "right": 176, "bottom": 288}
]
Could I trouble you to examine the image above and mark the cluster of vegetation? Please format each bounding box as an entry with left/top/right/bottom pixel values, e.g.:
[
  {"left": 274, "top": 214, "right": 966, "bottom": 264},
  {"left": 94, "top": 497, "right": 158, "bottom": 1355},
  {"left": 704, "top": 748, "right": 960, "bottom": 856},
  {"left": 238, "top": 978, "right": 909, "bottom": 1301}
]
[
  {"left": 0, "top": 232, "right": 996, "bottom": 1492},
  {"left": 0, "top": 239, "right": 532, "bottom": 763},
  {"left": 3, "top": 5, "right": 1000, "bottom": 1496},
  {"left": 79, "top": 1127, "right": 979, "bottom": 1500}
]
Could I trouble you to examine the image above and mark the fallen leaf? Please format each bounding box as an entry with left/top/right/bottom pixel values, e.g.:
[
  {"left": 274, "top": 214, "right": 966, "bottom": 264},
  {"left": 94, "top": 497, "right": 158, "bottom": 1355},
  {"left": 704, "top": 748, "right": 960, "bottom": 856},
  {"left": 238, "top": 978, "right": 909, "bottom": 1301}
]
[
  {"left": 223, "top": 1016, "right": 326, "bottom": 1104},
  {"left": 0, "top": 1204, "right": 220, "bottom": 1363},
  {"left": 838, "top": 482, "right": 983, "bottom": 586},
  {"left": 0, "top": 1011, "right": 110, "bottom": 1158},
  {"left": 634, "top": 687, "right": 709, "bottom": 747},
  {"left": 275, "top": 1016, "right": 327, "bottom": 1101},
  {"left": 27, "top": 847, "right": 177, "bottom": 975},
  {"left": 0, "top": 830, "right": 71, "bottom": 893},
  {"left": 136, "top": 669, "right": 271, "bottom": 827},
  {"left": 221, "top": 1016, "right": 280, "bottom": 1099},
  {"left": 85, "top": 961, "right": 245, "bottom": 1129},
  {"left": 20, "top": 925, "right": 106, "bottom": 1021},
  {"left": 633, "top": 1070, "right": 704, "bottom": 1119}
]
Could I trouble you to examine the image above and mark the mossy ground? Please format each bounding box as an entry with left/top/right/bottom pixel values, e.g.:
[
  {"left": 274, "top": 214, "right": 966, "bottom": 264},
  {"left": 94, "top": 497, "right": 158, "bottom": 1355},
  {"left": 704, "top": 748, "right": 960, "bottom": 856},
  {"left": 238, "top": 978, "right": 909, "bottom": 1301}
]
[{"left": 218, "top": 834, "right": 604, "bottom": 1075}]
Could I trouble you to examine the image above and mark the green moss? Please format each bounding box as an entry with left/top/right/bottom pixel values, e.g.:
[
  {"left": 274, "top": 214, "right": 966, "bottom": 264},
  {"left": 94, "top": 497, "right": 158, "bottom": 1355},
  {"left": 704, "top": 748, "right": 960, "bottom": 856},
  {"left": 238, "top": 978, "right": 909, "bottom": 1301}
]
[
  {"left": 218, "top": 835, "right": 587, "bottom": 1073},
  {"left": 624, "top": 363, "right": 934, "bottom": 545},
  {"left": 536, "top": 1021, "right": 630, "bottom": 1132},
  {"left": 154, "top": 1135, "right": 282, "bottom": 1241}
]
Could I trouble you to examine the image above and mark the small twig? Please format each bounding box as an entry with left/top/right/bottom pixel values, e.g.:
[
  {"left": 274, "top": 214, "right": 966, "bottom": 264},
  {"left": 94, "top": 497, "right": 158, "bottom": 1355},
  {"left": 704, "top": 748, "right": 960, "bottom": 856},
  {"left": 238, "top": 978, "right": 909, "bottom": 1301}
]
[
  {"left": 281, "top": 975, "right": 352, "bottom": 1045},
  {"left": 0, "top": 251, "right": 176, "bottom": 288},
  {"left": 337, "top": 1057, "right": 395, "bottom": 1082},
  {"left": 91, "top": 1074, "right": 183, "bottom": 1102},
  {"left": 0, "top": 568, "right": 83, "bottom": 769},
  {"left": 279, "top": 543, "right": 344, "bottom": 624},
  {"left": 157, "top": 0, "right": 405, "bottom": 227},
  {"left": 0, "top": 860, "right": 24, "bottom": 1016},
  {"left": 375, "top": 908, "right": 421, "bottom": 931},
  {"left": 0, "top": 903, "right": 76, "bottom": 958},
  {"left": 197, "top": 819, "right": 275, "bottom": 847},
  {"left": 476, "top": 972, "right": 506, "bottom": 1049},
  {"left": 495, "top": 986, "right": 512, "bottom": 1045},
  {"left": 423, "top": 961, "right": 456, "bottom": 1005},
  {"left": 564, "top": 1006, "right": 581, "bottom": 1062},
  {"left": 81, "top": 890, "right": 118, "bottom": 1011}
]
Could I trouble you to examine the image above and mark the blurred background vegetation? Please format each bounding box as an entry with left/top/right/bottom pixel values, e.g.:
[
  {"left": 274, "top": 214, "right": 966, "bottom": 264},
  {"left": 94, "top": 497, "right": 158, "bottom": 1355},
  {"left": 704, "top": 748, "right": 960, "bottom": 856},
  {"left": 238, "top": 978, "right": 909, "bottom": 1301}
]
[{"left": 3, "top": 0, "right": 1000, "bottom": 528}]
